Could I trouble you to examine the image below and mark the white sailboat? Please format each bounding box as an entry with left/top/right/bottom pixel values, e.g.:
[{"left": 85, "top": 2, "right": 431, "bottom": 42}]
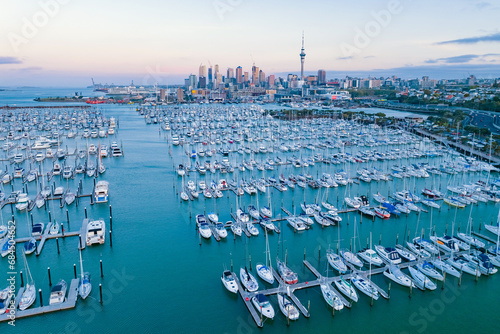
[
  {"left": 78, "top": 249, "right": 92, "bottom": 299},
  {"left": 19, "top": 251, "right": 36, "bottom": 310},
  {"left": 256, "top": 228, "right": 274, "bottom": 284}
]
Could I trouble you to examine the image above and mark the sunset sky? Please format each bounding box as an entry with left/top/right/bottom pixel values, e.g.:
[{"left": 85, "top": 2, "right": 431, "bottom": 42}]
[{"left": 1, "top": 0, "right": 499, "bottom": 86}]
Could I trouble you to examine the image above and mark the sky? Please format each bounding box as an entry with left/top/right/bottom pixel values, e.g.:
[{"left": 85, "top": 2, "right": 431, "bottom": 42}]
[{"left": 1, "top": 0, "right": 500, "bottom": 87}]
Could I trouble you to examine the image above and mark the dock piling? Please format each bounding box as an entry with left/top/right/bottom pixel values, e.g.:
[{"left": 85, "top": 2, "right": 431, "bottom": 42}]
[
  {"left": 66, "top": 210, "right": 70, "bottom": 225},
  {"left": 39, "top": 289, "right": 43, "bottom": 307},
  {"left": 61, "top": 223, "right": 64, "bottom": 237},
  {"left": 100, "top": 260, "right": 103, "bottom": 277},
  {"left": 84, "top": 207, "right": 87, "bottom": 219},
  {"left": 73, "top": 264, "right": 77, "bottom": 279},
  {"left": 109, "top": 230, "right": 113, "bottom": 247},
  {"left": 56, "top": 237, "right": 60, "bottom": 254},
  {"left": 20, "top": 271, "right": 24, "bottom": 287},
  {"left": 48, "top": 211, "right": 51, "bottom": 222},
  {"left": 99, "top": 284, "right": 103, "bottom": 304},
  {"left": 48, "top": 267, "right": 52, "bottom": 286}
]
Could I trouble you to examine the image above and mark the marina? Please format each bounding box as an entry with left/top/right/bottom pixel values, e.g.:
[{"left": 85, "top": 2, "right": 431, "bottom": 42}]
[{"left": 1, "top": 91, "right": 500, "bottom": 333}]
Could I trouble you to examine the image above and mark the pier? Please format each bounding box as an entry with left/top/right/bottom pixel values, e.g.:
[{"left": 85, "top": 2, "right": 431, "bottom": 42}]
[{"left": 0, "top": 279, "right": 80, "bottom": 323}]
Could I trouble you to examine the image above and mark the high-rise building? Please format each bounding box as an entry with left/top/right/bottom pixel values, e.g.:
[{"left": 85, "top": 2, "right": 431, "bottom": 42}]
[
  {"left": 244, "top": 72, "right": 249, "bottom": 83},
  {"left": 268, "top": 75, "right": 275, "bottom": 87},
  {"left": 208, "top": 67, "right": 213, "bottom": 85},
  {"left": 227, "top": 68, "right": 234, "bottom": 79},
  {"left": 199, "top": 64, "right": 206, "bottom": 78},
  {"left": 300, "top": 32, "right": 306, "bottom": 80},
  {"left": 236, "top": 66, "right": 243, "bottom": 84},
  {"left": 160, "top": 89, "right": 166, "bottom": 101},
  {"left": 252, "top": 66, "right": 260, "bottom": 85},
  {"left": 189, "top": 74, "right": 197, "bottom": 89},
  {"left": 259, "top": 70, "right": 265, "bottom": 85},
  {"left": 198, "top": 76, "right": 206, "bottom": 89},
  {"left": 318, "top": 69, "right": 326, "bottom": 84},
  {"left": 177, "top": 88, "right": 184, "bottom": 102}
]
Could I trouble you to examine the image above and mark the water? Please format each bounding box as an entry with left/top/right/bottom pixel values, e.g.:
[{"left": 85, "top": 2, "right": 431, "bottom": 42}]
[{"left": 1, "top": 88, "right": 499, "bottom": 334}]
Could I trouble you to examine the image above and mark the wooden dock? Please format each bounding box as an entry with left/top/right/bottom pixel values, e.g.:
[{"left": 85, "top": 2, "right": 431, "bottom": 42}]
[
  {"left": 0, "top": 278, "right": 80, "bottom": 323},
  {"left": 472, "top": 231, "right": 497, "bottom": 244},
  {"left": 233, "top": 273, "right": 263, "bottom": 328}
]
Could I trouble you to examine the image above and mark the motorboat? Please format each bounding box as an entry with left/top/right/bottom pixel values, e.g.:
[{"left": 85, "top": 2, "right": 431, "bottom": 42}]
[
  {"left": 383, "top": 266, "right": 414, "bottom": 288},
  {"left": 259, "top": 218, "right": 276, "bottom": 232},
  {"left": 334, "top": 278, "right": 359, "bottom": 303},
  {"left": 86, "top": 219, "right": 106, "bottom": 245},
  {"left": 15, "top": 193, "right": 29, "bottom": 211},
  {"left": 375, "top": 245, "right": 401, "bottom": 265},
  {"left": 430, "top": 235, "right": 460, "bottom": 253},
  {"left": 246, "top": 223, "right": 259, "bottom": 236},
  {"left": 374, "top": 207, "right": 390, "bottom": 219},
  {"left": 207, "top": 213, "right": 219, "bottom": 223},
  {"left": 277, "top": 293, "right": 299, "bottom": 320},
  {"left": 276, "top": 259, "right": 298, "bottom": 284},
  {"left": 320, "top": 283, "right": 344, "bottom": 310},
  {"left": 49, "top": 280, "right": 67, "bottom": 305},
  {"left": 53, "top": 163, "right": 62, "bottom": 175},
  {"left": 351, "top": 274, "right": 379, "bottom": 300},
  {"left": 215, "top": 223, "right": 227, "bottom": 239},
  {"left": 221, "top": 270, "right": 238, "bottom": 293},
  {"left": 408, "top": 266, "right": 437, "bottom": 291},
  {"left": 239, "top": 267, "right": 258, "bottom": 292},
  {"left": 32, "top": 223, "right": 44, "bottom": 237},
  {"left": 286, "top": 217, "right": 307, "bottom": 231},
  {"left": 94, "top": 181, "right": 109, "bottom": 203},
  {"left": 327, "top": 249, "right": 348, "bottom": 273},
  {"left": 340, "top": 248, "right": 363, "bottom": 267},
  {"left": 358, "top": 248, "right": 384, "bottom": 266},
  {"left": 237, "top": 208, "right": 249, "bottom": 223},
  {"left": 54, "top": 186, "right": 64, "bottom": 197},
  {"left": 252, "top": 294, "right": 275, "bottom": 319}
]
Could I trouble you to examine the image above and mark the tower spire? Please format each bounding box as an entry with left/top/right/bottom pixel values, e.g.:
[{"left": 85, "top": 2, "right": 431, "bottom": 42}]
[{"left": 300, "top": 32, "right": 306, "bottom": 80}]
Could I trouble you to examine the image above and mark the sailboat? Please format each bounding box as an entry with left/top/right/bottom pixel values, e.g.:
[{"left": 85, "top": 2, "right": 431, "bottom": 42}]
[
  {"left": 256, "top": 229, "right": 274, "bottom": 284},
  {"left": 277, "top": 292, "right": 299, "bottom": 320},
  {"left": 19, "top": 251, "right": 36, "bottom": 310},
  {"left": 78, "top": 249, "right": 92, "bottom": 299}
]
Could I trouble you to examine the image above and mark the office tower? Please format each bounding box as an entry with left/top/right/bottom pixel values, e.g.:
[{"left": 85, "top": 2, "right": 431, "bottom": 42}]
[
  {"left": 199, "top": 64, "right": 206, "bottom": 78},
  {"left": 236, "top": 66, "right": 243, "bottom": 84},
  {"left": 318, "top": 69, "right": 326, "bottom": 84},
  {"left": 259, "top": 70, "right": 265, "bottom": 85}
]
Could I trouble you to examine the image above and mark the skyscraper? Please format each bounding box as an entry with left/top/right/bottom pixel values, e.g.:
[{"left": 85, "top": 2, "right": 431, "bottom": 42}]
[
  {"left": 300, "top": 32, "right": 306, "bottom": 80},
  {"left": 189, "top": 74, "right": 197, "bottom": 89},
  {"left": 208, "top": 67, "right": 213, "bottom": 84},
  {"left": 236, "top": 66, "right": 243, "bottom": 84},
  {"left": 227, "top": 68, "right": 234, "bottom": 79},
  {"left": 199, "top": 64, "right": 206, "bottom": 78},
  {"left": 252, "top": 66, "right": 259, "bottom": 85},
  {"left": 259, "top": 70, "right": 265, "bottom": 85},
  {"left": 244, "top": 72, "right": 249, "bottom": 83},
  {"left": 318, "top": 69, "right": 326, "bottom": 84}
]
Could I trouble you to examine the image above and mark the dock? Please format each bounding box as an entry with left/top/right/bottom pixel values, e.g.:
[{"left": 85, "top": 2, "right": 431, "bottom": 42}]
[
  {"left": 233, "top": 273, "right": 263, "bottom": 328},
  {"left": 0, "top": 278, "right": 80, "bottom": 322},
  {"left": 472, "top": 231, "right": 498, "bottom": 244}
]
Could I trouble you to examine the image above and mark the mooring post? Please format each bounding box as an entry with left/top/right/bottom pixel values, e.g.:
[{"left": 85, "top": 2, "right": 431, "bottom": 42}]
[
  {"left": 100, "top": 260, "right": 103, "bottom": 277},
  {"left": 99, "top": 284, "right": 103, "bottom": 304},
  {"left": 56, "top": 237, "right": 60, "bottom": 254},
  {"left": 48, "top": 267, "right": 52, "bottom": 286}
]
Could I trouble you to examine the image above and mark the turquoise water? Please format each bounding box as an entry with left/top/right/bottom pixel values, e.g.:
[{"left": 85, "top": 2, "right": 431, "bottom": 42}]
[{"left": 1, "top": 88, "right": 500, "bottom": 334}]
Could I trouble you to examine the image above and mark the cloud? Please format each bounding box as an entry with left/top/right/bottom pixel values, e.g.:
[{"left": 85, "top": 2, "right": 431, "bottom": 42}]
[
  {"left": 17, "top": 66, "right": 43, "bottom": 72},
  {"left": 425, "top": 54, "right": 500, "bottom": 64},
  {"left": 475, "top": 1, "right": 492, "bottom": 9},
  {"left": 337, "top": 56, "right": 353, "bottom": 60},
  {"left": 364, "top": 56, "right": 375, "bottom": 59},
  {"left": 436, "top": 32, "right": 500, "bottom": 45},
  {"left": 0, "top": 57, "right": 22, "bottom": 65}
]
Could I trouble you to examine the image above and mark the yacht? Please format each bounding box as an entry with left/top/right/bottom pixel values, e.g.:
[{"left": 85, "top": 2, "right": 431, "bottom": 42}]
[
  {"left": 24, "top": 238, "right": 37, "bottom": 255},
  {"left": 286, "top": 217, "right": 307, "bottom": 231},
  {"left": 239, "top": 267, "right": 258, "bottom": 292},
  {"left": 252, "top": 294, "right": 275, "bottom": 319},
  {"left": 276, "top": 259, "right": 298, "bottom": 284},
  {"left": 351, "top": 274, "right": 379, "bottom": 300},
  {"left": 246, "top": 223, "right": 259, "bottom": 236},
  {"left": 327, "top": 249, "right": 348, "bottom": 273},
  {"left": 277, "top": 294, "right": 299, "bottom": 320},
  {"left": 54, "top": 186, "right": 64, "bottom": 197},
  {"left": 455, "top": 233, "right": 485, "bottom": 249},
  {"left": 15, "top": 193, "right": 30, "bottom": 211},
  {"left": 62, "top": 166, "right": 73, "bottom": 179},
  {"left": 86, "top": 219, "right": 106, "bottom": 245},
  {"left": 430, "top": 235, "right": 460, "bottom": 253},
  {"left": 340, "top": 248, "right": 363, "bottom": 267},
  {"left": 0, "top": 287, "right": 13, "bottom": 315},
  {"left": 256, "top": 263, "right": 274, "bottom": 284},
  {"left": 53, "top": 163, "right": 62, "bottom": 175},
  {"left": 94, "top": 181, "right": 109, "bottom": 203},
  {"left": 432, "top": 259, "right": 461, "bottom": 278},
  {"left": 395, "top": 245, "right": 417, "bottom": 262},
  {"left": 416, "top": 261, "right": 444, "bottom": 280},
  {"left": 49, "top": 280, "right": 67, "bottom": 305},
  {"left": 358, "top": 248, "right": 384, "bottom": 266},
  {"left": 196, "top": 215, "right": 211, "bottom": 239},
  {"left": 375, "top": 246, "right": 401, "bottom": 265},
  {"left": 221, "top": 270, "right": 238, "bottom": 293},
  {"left": 408, "top": 266, "right": 437, "bottom": 290},
  {"left": 31, "top": 223, "right": 44, "bottom": 237},
  {"left": 405, "top": 241, "right": 432, "bottom": 259},
  {"left": 383, "top": 266, "right": 414, "bottom": 288},
  {"left": 464, "top": 253, "right": 498, "bottom": 275},
  {"left": 19, "top": 283, "right": 36, "bottom": 310},
  {"left": 447, "top": 256, "right": 481, "bottom": 276},
  {"left": 334, "top": 278, "right": 358, "bottom": 303},
  {"left": 215, "top": 223, "right": 227, "bottom": 239},
  {"left": 412, "top": 237, "right": 439, "bottom": 255},
  {"left": 320, "top": 283, "right": 344, "bottom": 310}
]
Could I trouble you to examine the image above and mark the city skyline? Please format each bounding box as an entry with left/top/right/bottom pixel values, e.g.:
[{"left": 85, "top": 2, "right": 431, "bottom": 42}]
[{"left": 1, "top": 0, "right": 500, "bottom": 86}]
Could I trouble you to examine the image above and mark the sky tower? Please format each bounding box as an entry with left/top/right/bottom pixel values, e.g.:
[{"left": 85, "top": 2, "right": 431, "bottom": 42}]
[{"left": 300, "top": 32, "right": 306, "bottom": 80}]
